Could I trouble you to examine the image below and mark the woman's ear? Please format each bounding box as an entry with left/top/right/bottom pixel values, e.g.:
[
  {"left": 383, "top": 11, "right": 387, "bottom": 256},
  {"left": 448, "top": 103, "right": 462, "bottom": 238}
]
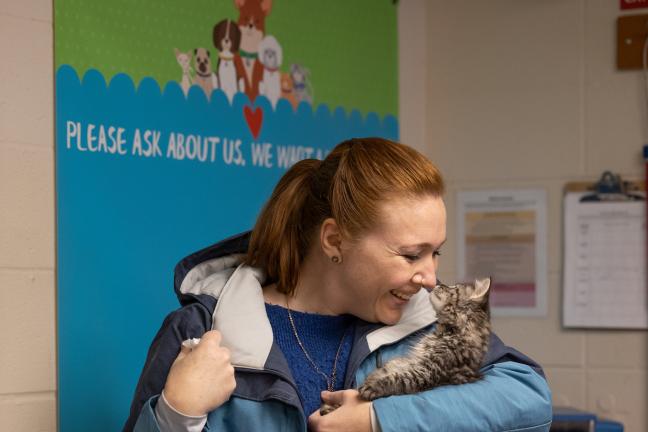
[{"left": 320, "top": 218, "right": 343, "bottom": 261}]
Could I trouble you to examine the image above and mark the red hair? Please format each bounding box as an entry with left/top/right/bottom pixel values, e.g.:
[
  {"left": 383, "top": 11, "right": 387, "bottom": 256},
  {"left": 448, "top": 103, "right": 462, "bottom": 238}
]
[{"left": 245, "top": 138, "right": 445, "bottom": 295}]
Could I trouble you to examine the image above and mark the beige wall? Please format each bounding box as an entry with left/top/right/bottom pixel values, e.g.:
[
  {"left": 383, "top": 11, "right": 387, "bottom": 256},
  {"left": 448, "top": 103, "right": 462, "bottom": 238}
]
[
  {"left": 424, "top": 1, "right": 647, "bottom": 431},
  {"left": 1, "top": 0, "right": 646, "bottom": 430},
  {"left": 0, "top": 0, "right": 57, "bottom": 431}
]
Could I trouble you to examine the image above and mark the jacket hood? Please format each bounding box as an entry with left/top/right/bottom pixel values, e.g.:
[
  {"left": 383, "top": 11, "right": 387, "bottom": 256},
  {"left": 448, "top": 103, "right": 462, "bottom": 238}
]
[
  {"left": 173, "top": 231, "right": 277, "bottom": 370},
  {"left": 173, "top": 231, "right": 252, "bottom": 307}
]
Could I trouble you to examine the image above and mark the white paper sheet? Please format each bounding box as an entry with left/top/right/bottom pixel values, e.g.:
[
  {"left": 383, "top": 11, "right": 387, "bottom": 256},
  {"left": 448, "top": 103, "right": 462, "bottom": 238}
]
[
  {"left": 563, "top": 192, "right": 647, "bottom": 329},
  {"left": 457, "top": 189, "right": 548, "bottom": 317}
]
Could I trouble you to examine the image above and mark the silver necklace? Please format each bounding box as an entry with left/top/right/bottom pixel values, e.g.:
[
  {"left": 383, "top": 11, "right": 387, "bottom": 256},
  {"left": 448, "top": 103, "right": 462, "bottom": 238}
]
[{"left": 286, "top": 298, "right": 349, "bottom": 392}]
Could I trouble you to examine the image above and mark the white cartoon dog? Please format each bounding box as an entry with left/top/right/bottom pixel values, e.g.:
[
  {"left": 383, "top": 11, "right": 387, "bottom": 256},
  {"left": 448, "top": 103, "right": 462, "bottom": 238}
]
[
  {"left": 258, "top": 35, "right": 282, "bottom": 108},
  {"left": 290, "top": 63, "right": 313, "bottom": 105}
]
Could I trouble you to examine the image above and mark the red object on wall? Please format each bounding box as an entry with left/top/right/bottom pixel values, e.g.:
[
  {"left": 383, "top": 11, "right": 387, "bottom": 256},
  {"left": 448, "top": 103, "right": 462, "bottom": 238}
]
[{"left": 621, "top": 0, "right": 648, "bottom": 10}]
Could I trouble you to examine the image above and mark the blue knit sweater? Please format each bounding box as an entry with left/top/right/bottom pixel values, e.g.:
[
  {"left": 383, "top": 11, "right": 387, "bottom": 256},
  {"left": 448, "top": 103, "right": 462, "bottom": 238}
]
[{"left": 264, "top": 303, "right": 354, "bottom": 417}]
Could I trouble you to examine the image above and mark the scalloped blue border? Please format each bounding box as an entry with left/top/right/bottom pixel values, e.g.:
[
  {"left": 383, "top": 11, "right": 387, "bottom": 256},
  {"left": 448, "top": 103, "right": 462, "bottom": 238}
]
[{"left": 56, "top": 65, "right": 398, "bottom": 145}]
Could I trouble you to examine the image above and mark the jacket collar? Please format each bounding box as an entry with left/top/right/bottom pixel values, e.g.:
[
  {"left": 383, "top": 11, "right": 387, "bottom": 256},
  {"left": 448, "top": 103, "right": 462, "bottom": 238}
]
[{"left": 365, "top": 290, "right": 437, "bottom": 352}]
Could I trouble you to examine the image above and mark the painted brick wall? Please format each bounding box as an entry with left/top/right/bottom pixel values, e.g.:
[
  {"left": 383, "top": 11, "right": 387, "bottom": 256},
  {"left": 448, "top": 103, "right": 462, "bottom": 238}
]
[
  {"left": 0, "top": 0, "right": 56, "bottom": 431},
  {"left": 426, "top": 1, "right": 647, "bottom": 431}
]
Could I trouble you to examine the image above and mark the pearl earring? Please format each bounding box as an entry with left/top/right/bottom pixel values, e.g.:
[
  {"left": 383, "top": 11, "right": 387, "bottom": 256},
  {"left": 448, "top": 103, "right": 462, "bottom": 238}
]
[{"left": 331, "top": 256, "right": 341, "bottom": 264}]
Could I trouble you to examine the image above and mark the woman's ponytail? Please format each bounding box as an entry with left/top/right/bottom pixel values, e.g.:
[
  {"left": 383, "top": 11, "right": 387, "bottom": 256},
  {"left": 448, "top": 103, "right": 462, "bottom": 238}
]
[{"left": 245, "top": 158, "right": 323, "bottom": 294}]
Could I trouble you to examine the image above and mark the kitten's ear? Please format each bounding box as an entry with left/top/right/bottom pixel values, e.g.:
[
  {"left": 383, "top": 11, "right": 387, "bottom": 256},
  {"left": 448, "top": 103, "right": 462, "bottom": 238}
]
[
  {"left": 429, "top": 291, "right": 447, "bottom": 312},
  {"left": 470, "top": 277, "right": 491, "bottom": 301}
]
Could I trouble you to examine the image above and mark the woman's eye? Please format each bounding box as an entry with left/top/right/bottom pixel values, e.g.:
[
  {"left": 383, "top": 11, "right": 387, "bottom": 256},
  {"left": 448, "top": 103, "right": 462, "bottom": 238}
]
[
  {"left": 433, "top": 250, "right": 442, "bottom": 258},
  {"left": 402, "top": 254, "right": 421, "bottom": 262}
]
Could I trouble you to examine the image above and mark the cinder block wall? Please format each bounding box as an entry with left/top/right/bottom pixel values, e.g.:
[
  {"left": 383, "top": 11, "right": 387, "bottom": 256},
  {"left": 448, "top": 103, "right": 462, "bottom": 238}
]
[
  {"left": 426, "top": 1, "right": 647, "bottom": 431},
  {"left": 2, "top": 0, "right": 646, "bottom": 431},
  {"left": 0, "top": 0, "right": 57, "bottom": 431}
]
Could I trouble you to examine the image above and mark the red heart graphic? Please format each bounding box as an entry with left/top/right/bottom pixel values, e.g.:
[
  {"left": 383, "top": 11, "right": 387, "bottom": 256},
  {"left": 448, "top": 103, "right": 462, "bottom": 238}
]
[{"left": 243, "top": 106, "right": 263, "bottom": 139}]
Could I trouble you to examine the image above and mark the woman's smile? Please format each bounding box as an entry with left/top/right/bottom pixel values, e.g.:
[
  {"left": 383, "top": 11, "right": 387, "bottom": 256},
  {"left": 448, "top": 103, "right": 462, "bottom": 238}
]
[{"left": 390, "top": 289, "right": 415, "bottom": 302}]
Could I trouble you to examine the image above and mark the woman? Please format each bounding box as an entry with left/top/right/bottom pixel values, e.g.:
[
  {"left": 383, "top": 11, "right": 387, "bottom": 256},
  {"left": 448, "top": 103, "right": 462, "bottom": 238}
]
[{"left": 124, "top": 138, "right": 552, "bottom": 431}]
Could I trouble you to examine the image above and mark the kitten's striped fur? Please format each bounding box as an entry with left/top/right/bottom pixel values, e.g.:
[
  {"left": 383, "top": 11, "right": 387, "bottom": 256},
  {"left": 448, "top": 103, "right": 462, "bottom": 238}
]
[{"left": 357, "top": 278, "right": 492, "bottom": 401}]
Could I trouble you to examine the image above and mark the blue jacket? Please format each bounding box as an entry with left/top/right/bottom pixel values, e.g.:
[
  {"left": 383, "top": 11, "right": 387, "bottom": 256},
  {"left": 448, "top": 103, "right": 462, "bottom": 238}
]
[{"left": 124, "top": 232, "right": 552, "bottom": 431}]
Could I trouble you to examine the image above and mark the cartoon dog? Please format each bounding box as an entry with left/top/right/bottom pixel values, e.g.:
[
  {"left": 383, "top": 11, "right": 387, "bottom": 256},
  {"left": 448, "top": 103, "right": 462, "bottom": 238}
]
[
  {"left": 193, "top": 47, "right": 214, "bottom": 100},
  {"left": 258, "top": 35, "right": 282, "bottom": 108},
  {"left": 280, "top": 72, "right": 298, "bottom": 109},
  {"left": 213, "top": 19, "right": 243, "bottom": 103},
  {"left": 174, "top": 48, "right": 193, "bottom": 96},
  {"left": 290, "top": 63, "right": 313, "bottom": 105},
  {"left": 234, "top": 0, "right": 273, "bottom": 101}
]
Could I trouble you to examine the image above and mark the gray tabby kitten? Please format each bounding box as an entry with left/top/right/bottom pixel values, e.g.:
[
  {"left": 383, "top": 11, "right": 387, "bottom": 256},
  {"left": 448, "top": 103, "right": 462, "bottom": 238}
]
[{"left": 357, "top": 277, "right": 492, "bottom": 401}]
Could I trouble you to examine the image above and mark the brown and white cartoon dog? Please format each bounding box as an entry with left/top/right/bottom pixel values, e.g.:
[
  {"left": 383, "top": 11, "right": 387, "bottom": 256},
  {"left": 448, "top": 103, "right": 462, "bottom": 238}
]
[
  {"left": 193, "top": 47, "right": 214, "bottom": 100},
  {"left": 234, "top": 0, "right": 273, "bottom": 101},
  {"left": 213, "top": 19, "right": 242, "bottom": 103},
  {"left": 258, "top": 35, "right": 282, "bottom": 108}
]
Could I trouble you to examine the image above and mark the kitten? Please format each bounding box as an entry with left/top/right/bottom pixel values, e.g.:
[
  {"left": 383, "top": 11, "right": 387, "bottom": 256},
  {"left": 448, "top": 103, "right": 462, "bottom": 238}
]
[{"left": 358, "top": 277, "right": 492, "bottom": 402}]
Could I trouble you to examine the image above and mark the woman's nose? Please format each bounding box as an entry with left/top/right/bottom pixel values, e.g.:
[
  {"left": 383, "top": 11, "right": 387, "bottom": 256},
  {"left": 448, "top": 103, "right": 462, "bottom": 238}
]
[
  {"left": 412, "top": 272, "right": 436, "bottom": 291},
  {"left": 416, "top": 258, "right": 437, "bottom": 289}
]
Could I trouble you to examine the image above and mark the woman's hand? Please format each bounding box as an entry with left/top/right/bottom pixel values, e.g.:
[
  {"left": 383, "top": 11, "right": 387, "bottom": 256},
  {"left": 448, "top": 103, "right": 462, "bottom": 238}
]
[
  {"left": 308, "top": 390, "right": 372, "bottom": 432},
  {"left": 163, "top": 330, "right": 236, "bottom": 416}
]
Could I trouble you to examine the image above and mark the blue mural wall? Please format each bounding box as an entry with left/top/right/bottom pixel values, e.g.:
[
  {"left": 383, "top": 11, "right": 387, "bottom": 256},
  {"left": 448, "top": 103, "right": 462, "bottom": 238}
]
[{"left": 56, "top": 65, "right": 398, "bottom": 430}]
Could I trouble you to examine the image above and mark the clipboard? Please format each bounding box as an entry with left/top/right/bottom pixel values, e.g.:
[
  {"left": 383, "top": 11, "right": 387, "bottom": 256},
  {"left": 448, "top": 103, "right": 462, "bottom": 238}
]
[
  {"left": 562, "top": 171, "right": 647, "bottom": 329},
  {"left": 566, "top": 171, "right": 644, "bottom": 202}
]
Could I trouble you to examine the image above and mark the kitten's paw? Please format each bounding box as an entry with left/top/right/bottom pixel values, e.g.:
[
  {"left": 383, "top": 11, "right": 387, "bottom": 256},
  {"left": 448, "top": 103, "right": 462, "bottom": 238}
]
[
  {"left": 358, "top": 380, "right": 387, "bottom": 401},
  {"left": 319, "top": 402, "right": 340, "bottom": 416},
  {"left": 359, "top": 366, "right": 394, "bottom": 400}
]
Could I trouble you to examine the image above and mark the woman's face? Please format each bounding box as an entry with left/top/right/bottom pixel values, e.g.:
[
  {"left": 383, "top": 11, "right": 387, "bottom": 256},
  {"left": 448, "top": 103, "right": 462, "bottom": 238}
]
[{"left": 336, "top": 194, "right": 447, "bottom": 324}]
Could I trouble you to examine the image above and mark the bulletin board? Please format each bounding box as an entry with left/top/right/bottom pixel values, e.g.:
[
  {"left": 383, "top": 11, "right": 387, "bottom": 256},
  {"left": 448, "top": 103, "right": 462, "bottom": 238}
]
[{"left": 54, "top": 1, "right": 398, "bottom": 430}]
